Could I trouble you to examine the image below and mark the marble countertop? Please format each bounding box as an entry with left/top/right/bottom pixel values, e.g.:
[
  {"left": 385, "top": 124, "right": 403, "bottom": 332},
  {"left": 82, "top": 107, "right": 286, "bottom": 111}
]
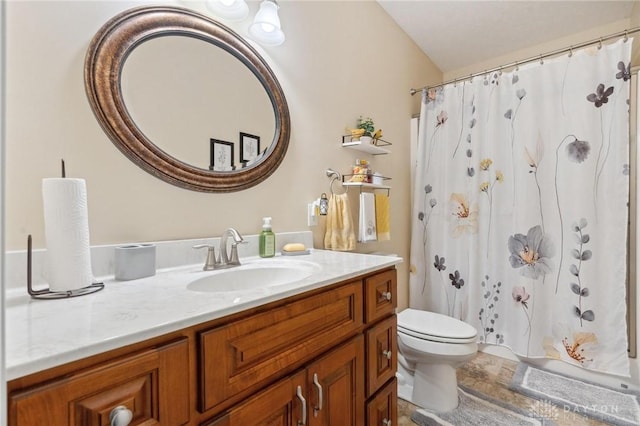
[{"left": 5, "top": 249, "right": 401, "bottom": 381}]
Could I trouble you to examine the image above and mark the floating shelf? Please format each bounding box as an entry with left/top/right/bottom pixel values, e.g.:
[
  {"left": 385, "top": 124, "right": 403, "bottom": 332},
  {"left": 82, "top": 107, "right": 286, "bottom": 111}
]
[
  {"left": 342, "top": 182, "right": 392, "bottom": 190},
  {"left": 341, "top": 135, "right": 391, "bottom": 155},
  {"left": 342, "top": 174, "right": 392, "bottom": 194}
]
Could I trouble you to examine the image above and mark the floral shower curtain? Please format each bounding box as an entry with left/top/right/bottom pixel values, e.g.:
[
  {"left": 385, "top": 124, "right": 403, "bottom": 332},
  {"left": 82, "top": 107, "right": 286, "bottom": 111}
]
[{"left": 409, "top": 39, "right": 632, "bottom": 376}]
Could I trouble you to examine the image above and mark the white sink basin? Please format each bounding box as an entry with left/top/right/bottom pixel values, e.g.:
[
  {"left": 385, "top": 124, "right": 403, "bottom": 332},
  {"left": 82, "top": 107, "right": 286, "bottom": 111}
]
[{"left": 186, "top": 259, "right": 322, "bottom": 293}]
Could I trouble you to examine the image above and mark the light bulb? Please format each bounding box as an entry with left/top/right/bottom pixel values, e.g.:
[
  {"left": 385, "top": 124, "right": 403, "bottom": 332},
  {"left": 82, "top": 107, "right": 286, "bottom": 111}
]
[
  {"left": 205, "top": 0, "right": 249, "bottom": 22},
  {"left": 249, "top": 0, "right": 285, "bottom": 46}
]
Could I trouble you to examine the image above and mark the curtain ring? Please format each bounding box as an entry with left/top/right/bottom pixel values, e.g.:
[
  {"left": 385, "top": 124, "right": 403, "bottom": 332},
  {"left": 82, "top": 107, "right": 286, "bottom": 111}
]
[
  {"left": 568, "top": 46, "right": 573, "bottom": 57},
  {"left": 498, "top": 66, "right": 503, "bottom": 76},
  {"left": 514, "top": 61, "right": 519, "bottom": 72},
  {"left": 469, "top": 73, "right": 473, "bottom": 83},
  {"left": 539, "top": 54, "right": 544, "bottom": 65},
  {"left": 598, "top": 38, "right": 603, "bottom": 49},
  {"left": 453, "top": 77, "right": 457, "bottom": 87},
  {"left": 624, "top": 30, "right": 629, "bottom": 42}
]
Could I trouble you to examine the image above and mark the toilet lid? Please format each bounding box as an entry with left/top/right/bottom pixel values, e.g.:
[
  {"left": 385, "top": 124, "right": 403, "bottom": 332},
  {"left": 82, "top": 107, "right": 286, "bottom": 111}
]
[{"left": 398, "top": 309, "right": 477, "bottom": 343}]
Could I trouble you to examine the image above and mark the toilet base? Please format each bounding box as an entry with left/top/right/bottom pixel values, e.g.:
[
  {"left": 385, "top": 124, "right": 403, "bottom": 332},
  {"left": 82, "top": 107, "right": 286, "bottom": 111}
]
[
  {"left": 396, "top": 362, "right": 414, "bottom": 403},
  {"left": 412, "top": 362, "right": 459, "bottom": 412}
]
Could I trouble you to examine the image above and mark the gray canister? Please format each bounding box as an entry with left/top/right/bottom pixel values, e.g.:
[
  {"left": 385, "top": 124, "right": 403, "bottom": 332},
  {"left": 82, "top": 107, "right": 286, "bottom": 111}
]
[{"left": 114, "top": 244, "right": 156, "bottom": 281}]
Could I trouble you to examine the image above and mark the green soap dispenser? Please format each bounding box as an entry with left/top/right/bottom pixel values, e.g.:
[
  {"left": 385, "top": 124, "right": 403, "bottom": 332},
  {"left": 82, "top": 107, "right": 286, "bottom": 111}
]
[{"left": 259, "top": 217, "right": 276, "bottom": 258}]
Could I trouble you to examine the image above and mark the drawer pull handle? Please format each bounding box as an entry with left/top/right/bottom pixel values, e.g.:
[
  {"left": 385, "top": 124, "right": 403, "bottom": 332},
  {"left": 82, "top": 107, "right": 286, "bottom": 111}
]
[
  {"left": 296, "top": 385, "right": 307, "bottom": 426},
  {"left": 109, "top": 405, "right": 133, "bottom": 426},
  {"left": 381, "top": 291, "right": 392, "bottom": 301},
  {"left": 382, "top": 418, "right": 392, "bottom": 426},
  {"left": 313, "top": 373, "right": 323, "bottom": 417},
  {"left": 382, "top": 349, "right": 392, "bottom": 360}
]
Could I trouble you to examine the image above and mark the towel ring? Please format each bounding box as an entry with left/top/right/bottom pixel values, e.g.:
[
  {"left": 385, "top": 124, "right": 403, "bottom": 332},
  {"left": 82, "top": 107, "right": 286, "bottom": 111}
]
[
  {"left": 330, "top": 176, "right": 348, "bottom": 195},
  {"left": 325, "top": 168, "right": 348, "bottom": 195}
]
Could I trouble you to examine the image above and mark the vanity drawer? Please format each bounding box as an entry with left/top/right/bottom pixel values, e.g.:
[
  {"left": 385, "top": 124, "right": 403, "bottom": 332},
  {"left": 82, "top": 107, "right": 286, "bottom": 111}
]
[
  {"left": 364, "top": 269, "right": 397, "bottom": 324},
  {"left": 198, "top": 281, "right": 363, "bottom": 413},
  {"left": 8, "top": 338, "right": 190, "bottom": 426},
  {"left": 366, "top": 377, "right": 397, "bottom": 426},
  {"left": 366, "top": 314, "right": 397, "bottom": 397}
]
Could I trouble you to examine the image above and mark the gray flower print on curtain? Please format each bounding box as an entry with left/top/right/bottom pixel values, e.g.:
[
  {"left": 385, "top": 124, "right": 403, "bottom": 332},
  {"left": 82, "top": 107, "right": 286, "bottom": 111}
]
[
  {"left": 554, "top": 135, "right": 590, "bottom": 294},
  {"left": 508, "top": 225, "right": 554, "bottom": 280},
  {"left": 478, "top": 275, "right": 503, "bottom": 344},
  {"left": 587, "top": 83, "right": 614, "bottom": 214},
  {"left": 569, "top": 218, "right": 595, "bottom": 326},
  {"left": 418, "top": 184, "right": 437, "bottom": 294},
  {"left": 426, "top": 111, "right": 448, "bottom": 175}
]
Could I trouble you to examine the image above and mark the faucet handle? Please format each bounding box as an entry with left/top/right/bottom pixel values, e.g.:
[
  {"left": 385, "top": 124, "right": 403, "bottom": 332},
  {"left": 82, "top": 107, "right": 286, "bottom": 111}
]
[
  {"left": 193, "top": 244, "right": 218, "bottom": 270},
  {"left": 228, "top": 240, "right": 247, "bottom": 266}
]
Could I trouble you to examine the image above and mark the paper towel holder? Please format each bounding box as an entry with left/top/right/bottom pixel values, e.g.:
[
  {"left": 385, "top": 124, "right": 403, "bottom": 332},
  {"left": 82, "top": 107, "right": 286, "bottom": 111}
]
[{"left": 26, "top": 234, "right": 104, "bottom": 299}]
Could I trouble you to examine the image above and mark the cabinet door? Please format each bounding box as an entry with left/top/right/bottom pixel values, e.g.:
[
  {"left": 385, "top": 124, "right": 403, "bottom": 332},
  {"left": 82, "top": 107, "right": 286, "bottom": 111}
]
[
  {"left": 203, "top": 371, "right": 306, "bottom": 426},
  {"left": 366, "top": 378, "right": 397, "bottom": 426},
  {"left": 9, "top": 338, "right": 189, "bottom": 426},
  {"left": 364, "top": 269, "right": 396, "bottom": 324},
  {"left": 306, "top": 336, "right": 364, "bottom": 426},
  {"left": 199, "top": 281, "right": 363, "bottom": 413},
  {"left": 365, "top": 315, "right": 397, "bottom": 397}
]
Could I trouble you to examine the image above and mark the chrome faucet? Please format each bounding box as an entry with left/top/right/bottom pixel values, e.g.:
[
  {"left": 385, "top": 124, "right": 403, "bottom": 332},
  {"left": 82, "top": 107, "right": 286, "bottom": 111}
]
[
  {"left": 192, "top": 228, "right": 246, "bottom": 270},
  {"left": 218, "top": 228, "right": 246, "bottom": 268},
  {"left": 192, "top": 244, "right": 218, "bottom": 271}
]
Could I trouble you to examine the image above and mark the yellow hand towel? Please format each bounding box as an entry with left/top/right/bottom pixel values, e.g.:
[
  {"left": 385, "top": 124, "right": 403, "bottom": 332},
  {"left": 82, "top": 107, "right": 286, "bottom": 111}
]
[
  {"left": 324, "top": 193, "right": 356, "bottom": 251},
  {"left": 375, "top": 193, "right": 391, "bottom": 241}
]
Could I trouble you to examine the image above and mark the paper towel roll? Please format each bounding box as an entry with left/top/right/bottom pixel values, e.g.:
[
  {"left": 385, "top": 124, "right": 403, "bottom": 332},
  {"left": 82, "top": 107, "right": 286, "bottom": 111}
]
[{"left": 42, "top": 178, "right": 94, "bottom": 292}]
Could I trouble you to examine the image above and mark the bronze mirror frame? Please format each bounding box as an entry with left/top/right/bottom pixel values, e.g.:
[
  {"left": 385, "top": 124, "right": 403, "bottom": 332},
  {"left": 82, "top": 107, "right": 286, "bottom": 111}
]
[{"left": 84, "top": 6, "right": 290, "bottom": 192}]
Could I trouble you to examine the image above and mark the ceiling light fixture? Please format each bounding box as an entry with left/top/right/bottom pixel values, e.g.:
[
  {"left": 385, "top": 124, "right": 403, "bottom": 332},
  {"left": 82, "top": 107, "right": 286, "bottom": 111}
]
[
  {"left": 205, "top": 0, "right": 249, "bottom": 22},
  {"left": 248, "top": 0, "right": 285, "bottom": 46}
]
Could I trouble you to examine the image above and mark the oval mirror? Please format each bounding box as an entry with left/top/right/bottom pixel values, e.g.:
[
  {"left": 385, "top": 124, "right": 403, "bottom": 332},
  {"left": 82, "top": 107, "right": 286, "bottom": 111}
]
[{"left": 84, "top": 6, "right": 290, "bottom": 192}]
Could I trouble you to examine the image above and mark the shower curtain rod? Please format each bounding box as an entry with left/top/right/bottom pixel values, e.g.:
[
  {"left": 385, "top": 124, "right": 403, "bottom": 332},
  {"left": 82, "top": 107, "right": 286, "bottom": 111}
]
[{"left": 410, "top": 26, "right": 640, "bottom": 95}]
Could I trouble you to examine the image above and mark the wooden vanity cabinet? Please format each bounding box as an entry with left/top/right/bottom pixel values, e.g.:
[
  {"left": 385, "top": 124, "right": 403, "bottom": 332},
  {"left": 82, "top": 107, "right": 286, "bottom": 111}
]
[
  {"left": 8, "top": 338, "right": 190, "bottom": 426},
  {"left": 203, "top": 370, "right": 307, "bottom": 426},
  {"left": 205, "top": 336, "right": 364, "bottom": 426},
  {"left": 366, "top": 378, "right": 397, "bottom": 426},
  {"left": 364, "top": 268, "right": 397, "bottom": 426},
  {"left": 198, "top": 281, "right": 363, "bottom": 413},
  {"left": 7, "top": 267, "right": 397, "bottom": 426}
]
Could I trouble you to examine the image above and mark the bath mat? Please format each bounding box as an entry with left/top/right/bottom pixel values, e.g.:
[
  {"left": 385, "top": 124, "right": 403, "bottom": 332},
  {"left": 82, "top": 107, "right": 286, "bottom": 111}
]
[
  {"left": 410, "top": 385, "right": 551, "bottom": 426},
  {"left": 510, "top": 363, "right": 640, "bottom": 426}
]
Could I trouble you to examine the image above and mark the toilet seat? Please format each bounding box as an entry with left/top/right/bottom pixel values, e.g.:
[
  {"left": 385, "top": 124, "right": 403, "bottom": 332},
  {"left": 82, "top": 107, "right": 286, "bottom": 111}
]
[{"left": 398, "top": 308, "right": 477, "bottom": 344}]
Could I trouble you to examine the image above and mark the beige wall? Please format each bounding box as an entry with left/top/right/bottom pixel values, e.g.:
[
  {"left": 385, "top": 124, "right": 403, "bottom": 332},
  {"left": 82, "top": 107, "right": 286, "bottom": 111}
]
[{"left": 4, "top": 0, "right": 441, "bottom": 311}]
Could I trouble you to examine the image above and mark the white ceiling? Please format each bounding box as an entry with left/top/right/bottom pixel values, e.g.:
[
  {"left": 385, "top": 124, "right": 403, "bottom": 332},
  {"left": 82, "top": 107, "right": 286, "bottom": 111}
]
[{"left": 377, "top": 1, "right": 637, "bottom": 73}]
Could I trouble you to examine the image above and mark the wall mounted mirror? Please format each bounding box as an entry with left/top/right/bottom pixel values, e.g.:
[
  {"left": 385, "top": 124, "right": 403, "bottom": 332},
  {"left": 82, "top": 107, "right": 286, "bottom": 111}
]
[{"left": 84, "top": 6, "right": 290, "bottom": 192}]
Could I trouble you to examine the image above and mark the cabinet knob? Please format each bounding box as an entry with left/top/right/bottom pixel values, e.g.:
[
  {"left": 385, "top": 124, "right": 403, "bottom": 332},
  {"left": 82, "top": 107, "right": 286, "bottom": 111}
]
[
  {"left": 381, "top": 291, "right": 392, "bottom": 301},
  {"left": 109, "top": 405, "right": 133, "bottom": 426},
  {"left": 382, "top": 418, "right": 392, "bottom": 426},
  {"left": 382, "top": 349, "right": 392, "bottom": 360}
]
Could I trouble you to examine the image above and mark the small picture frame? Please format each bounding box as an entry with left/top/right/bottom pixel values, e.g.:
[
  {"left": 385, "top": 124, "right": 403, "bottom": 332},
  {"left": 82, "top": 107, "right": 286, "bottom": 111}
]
[
  {"left": 240, "top": 132, "right": 260, "bottom": 163},
  {"left": 210, "top": 139, "right": 235, "bottom": 171}
]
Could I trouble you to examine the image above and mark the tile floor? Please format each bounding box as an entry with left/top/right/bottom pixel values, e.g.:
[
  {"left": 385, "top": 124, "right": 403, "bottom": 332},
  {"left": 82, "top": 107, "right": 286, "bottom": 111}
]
[{"left": 397, "top": 351, "right": 609, "bottom": 425}]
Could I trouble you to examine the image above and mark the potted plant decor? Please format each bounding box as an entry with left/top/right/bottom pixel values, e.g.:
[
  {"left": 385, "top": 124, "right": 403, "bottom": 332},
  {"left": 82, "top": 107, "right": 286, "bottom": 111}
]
[{"left": 357, "top": 116, "right": 375, "bottom": 144}]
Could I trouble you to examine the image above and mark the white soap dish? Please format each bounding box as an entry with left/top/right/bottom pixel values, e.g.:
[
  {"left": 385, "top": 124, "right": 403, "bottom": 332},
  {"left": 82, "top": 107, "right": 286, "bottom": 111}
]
[{"left": 281, "top": 249, "right": 310, "bottom": 256}]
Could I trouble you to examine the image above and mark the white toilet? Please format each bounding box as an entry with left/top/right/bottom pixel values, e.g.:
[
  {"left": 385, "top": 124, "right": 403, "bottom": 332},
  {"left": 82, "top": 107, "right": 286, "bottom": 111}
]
[{"left": 396, "top": 308, "right": 478, "bottom": 412}]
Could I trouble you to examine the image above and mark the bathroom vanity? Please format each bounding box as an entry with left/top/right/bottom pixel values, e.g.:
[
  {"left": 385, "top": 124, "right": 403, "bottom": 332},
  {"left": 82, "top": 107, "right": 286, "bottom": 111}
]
[{"left": 6, "top": 249, "right": 399, "bottom": 425}]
